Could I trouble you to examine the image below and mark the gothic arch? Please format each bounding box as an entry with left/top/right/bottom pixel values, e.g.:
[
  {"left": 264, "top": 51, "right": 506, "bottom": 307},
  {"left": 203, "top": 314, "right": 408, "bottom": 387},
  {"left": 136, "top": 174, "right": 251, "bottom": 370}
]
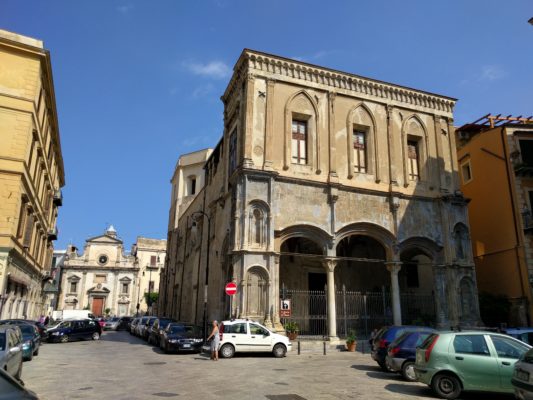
[
  {"left": 336, "top": 222, "right": 396, "bottom": 260},
  {"left": 346, "top": 102, "right": 379, "bottom": 180},
  {"left": 248, "top": 200, "right": 270, "bottom": 249},
  {"left": 284, "top": 90, "right": 320, "bottom": 172},
  {"left": 453, "top": 222, "right": 470, "bottom": 262},
  {"left": 401, "top": 114, "right": 430, "bottom": 185}
]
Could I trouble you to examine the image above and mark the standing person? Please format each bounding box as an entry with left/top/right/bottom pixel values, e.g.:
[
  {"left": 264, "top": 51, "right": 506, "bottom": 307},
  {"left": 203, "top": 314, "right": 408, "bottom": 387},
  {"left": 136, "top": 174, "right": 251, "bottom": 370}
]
[
  {"left": 206, "top": 320, "right": 220, "bottom": 361},
  {"left": 44, "top": 315, "right": 50, "bottom": 326}
]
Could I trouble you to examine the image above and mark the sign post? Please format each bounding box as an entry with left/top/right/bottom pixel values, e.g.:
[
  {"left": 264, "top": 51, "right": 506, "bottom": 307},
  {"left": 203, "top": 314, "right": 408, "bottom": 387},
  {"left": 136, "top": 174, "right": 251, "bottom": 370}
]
[
  {"left": 225, "top": 282, "right": 237, "bottom": 318},
  {"left": 280, "top": 299, "right": 291, "bottom": 318}
]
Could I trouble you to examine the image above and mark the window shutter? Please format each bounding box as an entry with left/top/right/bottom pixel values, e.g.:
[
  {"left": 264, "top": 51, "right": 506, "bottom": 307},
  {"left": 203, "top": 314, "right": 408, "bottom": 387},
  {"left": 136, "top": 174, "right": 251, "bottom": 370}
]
[
  {"left": 150, "top": 255, "right": 157, "bottom": 266},
  {"left": 23, "top": 213, "right": 34, "bottom": 248}
]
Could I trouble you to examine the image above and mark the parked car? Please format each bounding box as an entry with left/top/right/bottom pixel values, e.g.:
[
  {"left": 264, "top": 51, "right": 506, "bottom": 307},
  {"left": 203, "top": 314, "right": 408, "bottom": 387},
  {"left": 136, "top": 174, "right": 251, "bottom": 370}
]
[
  {"left": 33, "top": 321, "right": 48, "bottom": 340},
  {"left": 0, "top": 367, "right": 38, "bottom": 399},
  {"left": 385, "top": 329, "right": 436, "bottom": 381},
  {"left": 512, "top": 347, "right": 533, "bottom": 400},
  {"left": 141, "top": 317, "right": 157, "bottom": 341},
  {"left": 129, "top": 318, "right": 139, "bottom": 335},
  {"left": 0, "top": 320, "right": 40, "bottom": 361},
  {"left": 218, "top": 319, "right": 291, "bottom": 358},
  {"left": 0, "top": 325, "right": 23, "bottom": 380},
  {"left": 160, "top": 323, "right": 203, "bottom": 353},
  {"left": 148, "top": 318, "right": 176, "bottom": 346},
  {"left": 371, "top": 325, "right": 432, "bottom": 371},
  {"left": 103, "top": 317, "right": 121, "bottom": 331},
  {"left": 47, "top": 319, "right": 102, "bottom": 343},
  {"left": 506, "top": 328, "right": 533, "bottom": 346},
  {"left": 415, "top": 331, "right": 530, "bottom": 399},
  {"left": 118, "top": 316, "right": 133, "bottom": 331},
  {"left": 135, "top": 316, "right": 150, "bottom": 337}
]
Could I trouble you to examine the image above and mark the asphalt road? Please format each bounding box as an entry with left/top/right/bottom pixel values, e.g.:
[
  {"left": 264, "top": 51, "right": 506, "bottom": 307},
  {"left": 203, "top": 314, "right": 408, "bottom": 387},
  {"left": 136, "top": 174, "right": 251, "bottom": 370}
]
[{"left": 21, "top": 331, "right": 515, "bottom": 400}]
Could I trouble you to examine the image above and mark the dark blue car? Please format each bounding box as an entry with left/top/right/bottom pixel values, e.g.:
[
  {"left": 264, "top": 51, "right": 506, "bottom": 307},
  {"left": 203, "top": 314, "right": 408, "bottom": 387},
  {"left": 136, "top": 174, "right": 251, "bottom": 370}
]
[
  {"left": 370, "top": 325, "right": 434, "bottom": 371},
  {"left": 47, "top": 319, "right": 102, "bottom": 343},
  {"left": 385, "top": 329, "right": 436, "bottom": 381},
  {"left": 0, "top": 320, "right": 40, "bottom": 361}
]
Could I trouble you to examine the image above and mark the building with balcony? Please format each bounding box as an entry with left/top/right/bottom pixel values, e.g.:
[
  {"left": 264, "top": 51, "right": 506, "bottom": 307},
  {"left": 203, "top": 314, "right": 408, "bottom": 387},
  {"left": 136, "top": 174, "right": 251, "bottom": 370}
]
[
  {"left": 457, "top": 114, "right": 533, "bottom": 326},
  {"left": 0, "top": 30, "right": 65, "bottom": 319},
  {"left": 42, "top": 249, "right": 67, "bottom": 316},
  {"left": 159, "top": 50, "right": 480, "bottom": 340}
]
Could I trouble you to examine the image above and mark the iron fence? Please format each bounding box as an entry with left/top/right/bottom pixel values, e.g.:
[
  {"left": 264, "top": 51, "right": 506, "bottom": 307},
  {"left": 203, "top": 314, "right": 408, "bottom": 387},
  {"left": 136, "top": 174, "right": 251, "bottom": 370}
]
[{"left": 280, "top": 287, "right": 436, "bottom": 339}]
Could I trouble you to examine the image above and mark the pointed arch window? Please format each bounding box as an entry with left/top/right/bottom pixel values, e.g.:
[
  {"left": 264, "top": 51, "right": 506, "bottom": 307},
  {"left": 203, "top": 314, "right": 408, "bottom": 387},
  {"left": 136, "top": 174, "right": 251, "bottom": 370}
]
[
  {"left": 407, "top": 139, "right": 420, "bottom": 181},
  {"left": 353, "top": 130, "right": 367, "bottom": 173},
  {"left": 291, "top": 120, "right": 307, "bottom": 164}
]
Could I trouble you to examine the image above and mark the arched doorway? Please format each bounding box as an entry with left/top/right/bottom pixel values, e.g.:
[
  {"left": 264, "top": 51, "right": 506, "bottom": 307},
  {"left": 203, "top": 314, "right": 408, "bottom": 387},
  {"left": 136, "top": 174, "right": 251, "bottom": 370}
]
[
  {"left": 279, "top": 236, "right": 326, "bottom": 336},
  {"left": 335, "top": 235, "right": 390, "bottom": 336},
  {"left": 399, "top": 247, "right": 436, "bottom": 326}
]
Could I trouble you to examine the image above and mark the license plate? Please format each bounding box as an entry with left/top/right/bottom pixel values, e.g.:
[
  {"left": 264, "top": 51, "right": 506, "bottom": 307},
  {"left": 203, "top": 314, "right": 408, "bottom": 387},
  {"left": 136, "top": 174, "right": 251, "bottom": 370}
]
[
  {"left": 182, "top": 344, "right": 191, "bottom": 348},
  {"left": 517, "top": 370, "right": 530, "bottom": 381}
]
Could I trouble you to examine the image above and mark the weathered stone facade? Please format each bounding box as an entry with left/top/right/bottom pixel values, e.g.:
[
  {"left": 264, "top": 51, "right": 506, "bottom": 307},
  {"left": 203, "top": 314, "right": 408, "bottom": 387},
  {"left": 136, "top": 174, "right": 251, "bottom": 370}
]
[{"left": 159, "top": 50, "right": 480, "bottom": 338}]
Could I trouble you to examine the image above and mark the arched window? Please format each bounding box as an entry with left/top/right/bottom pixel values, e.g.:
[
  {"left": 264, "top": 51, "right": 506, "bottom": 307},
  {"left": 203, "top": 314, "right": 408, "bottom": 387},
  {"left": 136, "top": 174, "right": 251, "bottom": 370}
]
[
  {"left": 187, "top": 175, "right": 197, "bottom": 196},
  {"left": 248, "top": 201, "right": 269, "bottom": 249},
  {"left": 253, "top": 209, "right": 262, "bottom": 244},
  {"left": 453, "top": 223, "right": 470, "bottom": 261}
]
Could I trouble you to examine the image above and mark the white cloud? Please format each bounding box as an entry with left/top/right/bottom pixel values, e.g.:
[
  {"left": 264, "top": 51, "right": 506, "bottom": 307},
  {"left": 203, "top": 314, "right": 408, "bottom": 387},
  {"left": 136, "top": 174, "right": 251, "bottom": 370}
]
[
  {"left": 182, "top": 60, "right": 231, "bottom": 79},
  {"left": 192, "top": 83, "right": 214, "bottom": 99},
  {"left": 480, "top": 65, "right": 506, "bottom": 81},
  {"left": 116, "top": 4, "right": 134, "bottom": 13}
]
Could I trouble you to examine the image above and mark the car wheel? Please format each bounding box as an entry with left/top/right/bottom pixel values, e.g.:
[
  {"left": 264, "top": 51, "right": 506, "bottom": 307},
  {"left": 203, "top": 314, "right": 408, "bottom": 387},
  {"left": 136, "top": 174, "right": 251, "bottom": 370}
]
[
  {"left": 59, "top": 335, "right": 69, "bottom": 343},
  {"left": 92, "top": 332, "right": 100, "bottom": 340},
  {"left": 220, "top": 344, "right": 235, "bottom": 359},
  {"left": 272, "top": 343, "right": 287, "bottom": 358},
  {"left": 401, "top": 361, "right": 417, "bottom": 382},
  {"left": 378, "top": 361, "right": 392, "bottom": 372},
  {"left": 432, "top": 373, "right": 462, "bottom": 400}
]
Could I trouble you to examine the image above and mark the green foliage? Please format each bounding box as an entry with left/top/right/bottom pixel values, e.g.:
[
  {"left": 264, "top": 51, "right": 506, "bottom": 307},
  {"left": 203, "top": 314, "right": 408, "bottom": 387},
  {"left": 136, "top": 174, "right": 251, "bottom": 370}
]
[
  {"left": 284, "top": 321, "right": 299, "bottom": 333},
  {"left": 144, "top": 292, "right": 159, "bottom": 306},
  {"left": 346, "top": 330, "right": 357, "bottom": 344},
  {"left": 83, "top": 305, "right": 90, "bottom": 310},
  {"left": 104, "top": 308, "right": 111, "bottom": 315},
  {"left": 479, "top": 292, "right": 511, "bottom": 327}
]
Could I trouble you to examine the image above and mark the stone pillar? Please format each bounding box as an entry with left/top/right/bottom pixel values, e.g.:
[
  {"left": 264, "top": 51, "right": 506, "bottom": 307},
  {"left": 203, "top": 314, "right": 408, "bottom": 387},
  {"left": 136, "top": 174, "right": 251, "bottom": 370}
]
[
  {"left": 386, "top": 262, "right": 402, "bottom": 325},
  {"left": 386, "top": 105, "right": 398, "bottom": 186},
  {"left": 263, "top": 79, "right": 275, "bottom": 170},
  {"left": 242, "top": 74, "right": 255, "bottom": 168},
  {"left": 328, "top": 92, "right": 338, "bottom": 181},
  {"left": 323, "top": 258, "right": 339, "bottom": 342}
]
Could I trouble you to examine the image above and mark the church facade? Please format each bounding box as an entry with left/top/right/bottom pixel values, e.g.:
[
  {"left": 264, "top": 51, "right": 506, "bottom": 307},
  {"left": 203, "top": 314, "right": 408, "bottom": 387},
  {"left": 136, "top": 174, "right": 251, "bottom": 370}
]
[{"left": 159, "top": 50, "right": 480, "bottom": 340}]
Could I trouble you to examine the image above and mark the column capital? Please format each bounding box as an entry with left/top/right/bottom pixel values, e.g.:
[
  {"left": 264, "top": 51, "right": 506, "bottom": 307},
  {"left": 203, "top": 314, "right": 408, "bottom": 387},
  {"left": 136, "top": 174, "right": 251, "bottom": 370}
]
[
  {"left": 266, "top": 78, "right": 276, "bottom": 87},
  {"left": 385, "top": 261, "right": 402, "bottom": 274},
  {"left": 322, "top": 258, "right": 337, "bottom": 272}
]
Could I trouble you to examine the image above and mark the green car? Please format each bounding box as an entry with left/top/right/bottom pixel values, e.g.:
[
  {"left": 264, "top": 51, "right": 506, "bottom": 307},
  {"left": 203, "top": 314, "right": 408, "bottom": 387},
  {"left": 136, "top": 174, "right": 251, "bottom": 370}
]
[{"left": 415, "top": 331, "right": 531, "bottom": 399}]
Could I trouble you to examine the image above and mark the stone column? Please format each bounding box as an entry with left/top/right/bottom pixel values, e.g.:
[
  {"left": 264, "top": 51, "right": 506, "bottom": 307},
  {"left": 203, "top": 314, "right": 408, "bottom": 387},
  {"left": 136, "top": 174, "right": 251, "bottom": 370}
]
[
  {"left": 323, "top": 258, "right": 339, "bottom": 342},
  {"left": 263, "top": 79, "right": 275, "bottom": 170},
  {"left": 328, "top": 92, "right": 338, "bottom": 181},
  {"left": 386, "top": 105, "right": 398, "bottom": 186},
  {"left": 386, "top": 262, "right": 402, "bottom": 325},
  {"left": 242, "top": 74, "right": 255, "bottom": 168}
]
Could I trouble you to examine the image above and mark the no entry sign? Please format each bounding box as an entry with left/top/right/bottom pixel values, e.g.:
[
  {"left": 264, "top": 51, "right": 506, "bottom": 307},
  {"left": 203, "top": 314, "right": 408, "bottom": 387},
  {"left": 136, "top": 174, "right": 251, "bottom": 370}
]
[{"left": 225, "top": 282, "right": 237, "bottom": 296}]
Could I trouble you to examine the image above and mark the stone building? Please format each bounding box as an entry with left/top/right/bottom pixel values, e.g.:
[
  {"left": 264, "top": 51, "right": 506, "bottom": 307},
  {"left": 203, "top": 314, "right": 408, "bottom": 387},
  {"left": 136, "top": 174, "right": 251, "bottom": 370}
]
[
  {"left": 131, "top": 237, "right": 166, "bottom": 314},
  {"left": 159, "top": 49, "right": 480, "bottom": 340},
  {"left": 42, "top": 249, "right": 67, "bottom": 315},
  {"left": 457, "top": 115, "right": 533, "bottom": 326},
  {"left": 0, "top": 30, "right": 65, "bottom": 320},
  {"left": 59, "top": 226, "right": 139, "bottom": 317}
]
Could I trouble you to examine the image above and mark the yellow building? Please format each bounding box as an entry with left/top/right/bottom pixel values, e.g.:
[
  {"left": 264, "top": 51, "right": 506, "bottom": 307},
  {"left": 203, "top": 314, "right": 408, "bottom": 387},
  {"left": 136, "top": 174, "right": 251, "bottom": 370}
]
[
  {"left": 0, "top": 30, "right": 65, "bottom": 319},
  {"left": 457, "top": 114, "right": 533, "bottom": 326}
]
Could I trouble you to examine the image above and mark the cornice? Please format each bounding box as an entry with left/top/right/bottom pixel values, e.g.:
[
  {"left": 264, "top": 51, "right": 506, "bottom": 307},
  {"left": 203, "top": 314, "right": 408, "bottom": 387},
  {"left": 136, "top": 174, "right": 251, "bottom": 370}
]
[{"left": 223, "top": 49, "right": 456, "bottom": 115}]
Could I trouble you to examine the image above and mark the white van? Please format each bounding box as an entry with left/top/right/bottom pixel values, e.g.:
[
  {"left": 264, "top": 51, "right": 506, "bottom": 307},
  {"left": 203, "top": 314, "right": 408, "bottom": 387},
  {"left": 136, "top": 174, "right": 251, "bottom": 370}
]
[{"left": 52, "top": 310, "right": 95, "bottom": 321}]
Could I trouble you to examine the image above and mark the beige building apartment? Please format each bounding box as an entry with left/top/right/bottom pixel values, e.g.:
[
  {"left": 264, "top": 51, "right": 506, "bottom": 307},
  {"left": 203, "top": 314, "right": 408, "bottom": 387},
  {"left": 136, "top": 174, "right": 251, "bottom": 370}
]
[
  {"left": 159, "top": 50, "right": 479, "bottom": 340},
  {"left": 0, "top": 30, "right": 65, "bottom": 319},
  {"left": 131, "top": 236, "right": 166, "bottom": 314}
]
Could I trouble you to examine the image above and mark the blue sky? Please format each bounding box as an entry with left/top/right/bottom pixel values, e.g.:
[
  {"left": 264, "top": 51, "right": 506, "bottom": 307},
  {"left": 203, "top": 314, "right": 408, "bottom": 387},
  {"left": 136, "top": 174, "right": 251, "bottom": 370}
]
[{"left": 1, "top": 0, "right": 532, "bottom": 251}]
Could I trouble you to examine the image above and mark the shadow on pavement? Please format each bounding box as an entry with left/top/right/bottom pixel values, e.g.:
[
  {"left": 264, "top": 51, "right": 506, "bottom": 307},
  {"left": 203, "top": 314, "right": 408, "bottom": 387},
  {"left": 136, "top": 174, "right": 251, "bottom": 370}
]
[
  {"left": 351, "top": 364, "right": 382, "bottom": 372},
  {"left": 366, "top": 371, "right": 402, "bottom": 381},
  {"left": 385, "top": 383, "right": 516, "bottom": 400}
]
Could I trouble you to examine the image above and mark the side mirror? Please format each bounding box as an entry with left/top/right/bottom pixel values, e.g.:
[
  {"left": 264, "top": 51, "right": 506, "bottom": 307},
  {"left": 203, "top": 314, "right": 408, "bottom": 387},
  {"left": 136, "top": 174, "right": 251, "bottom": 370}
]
[{"left": 10, "top": 346, "right": 20, "bottom": 354}]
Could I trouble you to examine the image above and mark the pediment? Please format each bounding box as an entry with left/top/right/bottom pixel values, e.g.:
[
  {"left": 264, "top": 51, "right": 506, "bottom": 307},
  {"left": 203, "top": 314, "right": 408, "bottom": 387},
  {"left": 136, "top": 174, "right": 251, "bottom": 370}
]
[
  {"left": 67, "top": 274, "right": 81, "bottom": 282},
  {"left": 119, "top": 276, "right": 132, "bottom": 282},
  {"left": 86, "top": 234, "right": 123, "bottom": 244},
  {"left": 87, "top": 285, "right": 111, "bottom": 294}
]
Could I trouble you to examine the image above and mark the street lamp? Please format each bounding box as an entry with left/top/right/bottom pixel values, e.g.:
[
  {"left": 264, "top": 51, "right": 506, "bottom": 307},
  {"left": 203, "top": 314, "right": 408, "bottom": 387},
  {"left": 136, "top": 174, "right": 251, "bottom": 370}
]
[{"left": 191, "top": 211, "right": 211, "bottom": 342}]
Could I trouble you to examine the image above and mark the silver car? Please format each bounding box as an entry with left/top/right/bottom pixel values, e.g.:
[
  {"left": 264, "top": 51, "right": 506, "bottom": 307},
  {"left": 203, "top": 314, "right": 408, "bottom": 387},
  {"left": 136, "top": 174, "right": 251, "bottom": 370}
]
[
  {"left": 0, "top": 325, "right": 23, "bottom": 380},
  {"left": 513, "top": 347, "right": 533, "bottom": 400}
]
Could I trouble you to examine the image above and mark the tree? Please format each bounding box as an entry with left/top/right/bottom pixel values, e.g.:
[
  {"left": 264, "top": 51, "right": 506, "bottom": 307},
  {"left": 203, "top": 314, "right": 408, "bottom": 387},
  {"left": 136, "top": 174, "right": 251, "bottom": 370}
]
[{"left": 144, "top": 292, "right": 159, "bottom": 306}]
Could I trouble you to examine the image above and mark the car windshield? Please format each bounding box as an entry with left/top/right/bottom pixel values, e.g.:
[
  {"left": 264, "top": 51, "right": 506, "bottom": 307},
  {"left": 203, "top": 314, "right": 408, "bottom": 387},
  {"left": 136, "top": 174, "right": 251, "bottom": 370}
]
[
  {"left": 19, "top": 325, "right": 34, "bottom": 335},
  {"left": 0, "top": 333, "right": 5, "bottom": 351},
  {"left": 59, "top": 321, "right": 72, "bottom": 328},
  {"left": 159, "top": 320, "right": 173, "bottom": 328},
  {"left": 110, "top": 318, "right": 120, "bottom": 322},
  {"left": 169, "top": 325, "right": 201, "bottom": 336}
]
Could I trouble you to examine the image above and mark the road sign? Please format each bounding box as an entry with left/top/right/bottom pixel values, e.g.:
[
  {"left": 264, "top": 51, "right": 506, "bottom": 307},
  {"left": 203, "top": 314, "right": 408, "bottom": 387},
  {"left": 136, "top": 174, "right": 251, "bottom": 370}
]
[
  {"left": 280, "top": 299, "right": 291, "bottom": 317},
  {"left": 225, "top": 282, "right": 237, "bottom": 296}
]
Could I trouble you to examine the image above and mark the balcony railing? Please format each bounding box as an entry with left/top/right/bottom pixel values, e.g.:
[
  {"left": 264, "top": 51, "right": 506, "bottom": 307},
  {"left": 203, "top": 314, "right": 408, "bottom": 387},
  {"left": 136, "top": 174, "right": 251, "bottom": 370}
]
[
  {"left": 53, "top": 189, "right": 63, "bottom": 206},
  {"left": 47, "top": 226, "right": 58, "bottom": 241}
]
